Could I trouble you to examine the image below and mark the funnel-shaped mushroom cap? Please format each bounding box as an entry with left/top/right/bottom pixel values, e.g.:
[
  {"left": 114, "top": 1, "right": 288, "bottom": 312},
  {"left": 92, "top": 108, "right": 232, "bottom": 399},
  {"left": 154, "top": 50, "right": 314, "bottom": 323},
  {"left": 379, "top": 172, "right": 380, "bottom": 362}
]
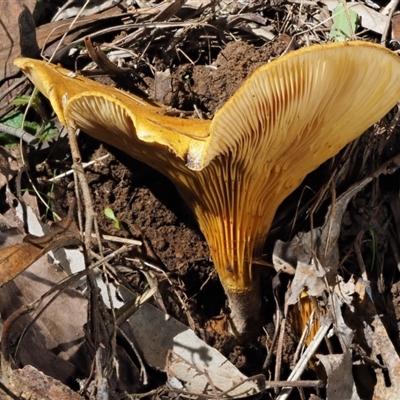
[
  {"left": 14, "top": 42, "right": 400, "bottom": 297},
  {"left": 13, "top": 59, "right": 210, "bottom": 162}
]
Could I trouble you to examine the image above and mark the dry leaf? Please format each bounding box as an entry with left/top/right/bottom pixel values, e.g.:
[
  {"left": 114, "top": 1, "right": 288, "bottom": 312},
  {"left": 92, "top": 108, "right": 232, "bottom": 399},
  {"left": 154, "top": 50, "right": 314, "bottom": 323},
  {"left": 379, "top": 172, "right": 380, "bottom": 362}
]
[
  {"left": 121, "top": 290, "right": 261, "bottom": 397},
  {"left": 13, "top": 365, "right": 85, "bottom": 400},
  {"left": 317, "top": 351, "right": 360, "bottom": 400},
  {"left": 0, "top": 0, "right": 38, "bottom": 81},
  {"left": 0, "top": 197, "right": 89, "bottom": 385},
  {"left": 287, "top": 260, "right": 327, "bottom": 305},
  {"left": 273, "top": 178, "right": 372, "bottom": 287},
  {"left": 53, "top": 0, "right": 121, "bottom": 21},
  {"left": 322, "top": 1, "right": 388, "bottom": 35},
  {"left": 361, "top": 295, "right": 400, "bottom": 399},
  {"left": 0, "top": 214, "right": 80, "bottom": 286},
  {"left": 0, "top": 242, "right": 43, "bottom": 285},
  {"left": 0, "top": 147, "right": 20, "bottom": 190}
]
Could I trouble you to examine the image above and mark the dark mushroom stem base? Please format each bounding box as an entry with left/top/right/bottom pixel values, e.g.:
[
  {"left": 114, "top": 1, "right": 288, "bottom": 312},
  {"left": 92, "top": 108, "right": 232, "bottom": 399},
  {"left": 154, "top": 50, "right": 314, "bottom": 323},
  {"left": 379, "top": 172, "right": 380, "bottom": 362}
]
[{"left": 225, "top": 281, "right": 262, "bottom": 338}]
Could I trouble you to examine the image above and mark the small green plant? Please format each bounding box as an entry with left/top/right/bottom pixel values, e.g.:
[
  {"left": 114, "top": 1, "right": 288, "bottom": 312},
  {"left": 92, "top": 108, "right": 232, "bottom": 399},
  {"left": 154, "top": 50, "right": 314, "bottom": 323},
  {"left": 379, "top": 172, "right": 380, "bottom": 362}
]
[
  {"left": 1, "top": 93, "right": 58, "bottom": 145},
  {"left": 329, "top": 1, "right": 359, "bottom": 42},
  {"left": 104, "top": 207, "right": 123, "bottom": 230}
]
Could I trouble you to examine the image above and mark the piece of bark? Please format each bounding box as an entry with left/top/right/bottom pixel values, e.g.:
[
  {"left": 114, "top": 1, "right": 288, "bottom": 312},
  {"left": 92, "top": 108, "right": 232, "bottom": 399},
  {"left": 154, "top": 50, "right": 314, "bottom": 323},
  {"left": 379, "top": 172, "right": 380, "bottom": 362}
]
[{"left": 14, "top": 365, "right": 84, "bottom": 400}]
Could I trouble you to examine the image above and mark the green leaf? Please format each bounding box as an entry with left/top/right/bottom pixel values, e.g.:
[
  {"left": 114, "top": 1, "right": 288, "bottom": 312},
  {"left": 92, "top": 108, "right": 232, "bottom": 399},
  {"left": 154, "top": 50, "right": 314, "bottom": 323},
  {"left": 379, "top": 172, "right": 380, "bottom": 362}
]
[
  {"left": 12, "top": 95, "right": 33, "bottom": 107},
  {"left": 12, "top": 93, "right": 43, "bottom": 116},
  {"left": 104, "top": 207, "right": 116, "bottom": 220},
  {"left": 104, "top": 207, "right": 122, "bottom": 230},
  {"left": 329, "top": 2, "right": 359, "bottom": 42},
  {"left": 38, "top": 121, "right": 58, "bottom": 142},
  {"left": 1, "top": 111, "right": 26, "bottom": 130}
]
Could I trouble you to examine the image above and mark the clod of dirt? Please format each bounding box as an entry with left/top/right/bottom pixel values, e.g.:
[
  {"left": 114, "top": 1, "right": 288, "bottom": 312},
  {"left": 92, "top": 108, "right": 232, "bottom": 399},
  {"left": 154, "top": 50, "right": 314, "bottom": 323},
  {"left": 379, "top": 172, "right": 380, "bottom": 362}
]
[{"left": 155, "top": 40, "right": 287, "bottom": 115}]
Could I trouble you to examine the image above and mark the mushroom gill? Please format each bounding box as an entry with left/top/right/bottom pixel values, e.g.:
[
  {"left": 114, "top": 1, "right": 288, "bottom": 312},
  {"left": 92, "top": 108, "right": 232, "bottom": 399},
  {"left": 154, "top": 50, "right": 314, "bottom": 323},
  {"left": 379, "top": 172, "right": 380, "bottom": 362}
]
[{"left": 14, "top": 41, "right": 400, "bottom": 335}]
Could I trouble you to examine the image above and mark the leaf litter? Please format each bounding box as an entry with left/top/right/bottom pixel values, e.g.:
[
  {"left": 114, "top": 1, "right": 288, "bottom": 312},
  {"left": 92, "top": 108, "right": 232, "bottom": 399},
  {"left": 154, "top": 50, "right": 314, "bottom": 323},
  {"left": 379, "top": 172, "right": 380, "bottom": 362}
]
[{"left": 2, "top": 0, "right": 400, "bottom": 399}]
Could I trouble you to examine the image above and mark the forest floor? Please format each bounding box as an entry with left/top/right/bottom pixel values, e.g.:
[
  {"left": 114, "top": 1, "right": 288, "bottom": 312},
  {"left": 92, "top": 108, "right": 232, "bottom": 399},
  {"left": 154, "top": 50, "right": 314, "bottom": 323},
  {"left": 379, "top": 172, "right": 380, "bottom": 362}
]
[{"left": 2, "top": 1, "right": 400, "bottom": 399}]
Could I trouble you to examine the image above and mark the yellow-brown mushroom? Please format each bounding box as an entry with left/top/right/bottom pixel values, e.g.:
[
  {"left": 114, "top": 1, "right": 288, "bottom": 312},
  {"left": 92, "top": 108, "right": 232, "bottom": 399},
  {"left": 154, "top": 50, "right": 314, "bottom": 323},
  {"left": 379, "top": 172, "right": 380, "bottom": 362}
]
[{"left": 14, "top": 41, "right": 400, "bottom": 335}]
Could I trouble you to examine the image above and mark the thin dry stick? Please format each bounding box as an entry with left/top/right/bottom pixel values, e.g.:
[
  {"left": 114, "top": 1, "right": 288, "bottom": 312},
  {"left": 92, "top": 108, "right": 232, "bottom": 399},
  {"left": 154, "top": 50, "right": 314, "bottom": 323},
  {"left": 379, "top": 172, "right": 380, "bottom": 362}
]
[
  {"left": 292, "top": 310, "right": 316, "bottom": 366},
  {"left": 93, "top": 348, "right": 108, "bottom": 399},
  {"left": 274, "top": 317, "right": 286, "bottom": 394},
  {"left": 263, "top": 273, "right": 285, "bottom": 370},
  {"left": 67, "top": 126, "right": 94, "bottom": 250},
  {"left": 262, "top": 310, "right": 281, "bottom": 370},
  {"left": 118, "top": 327, "right": 149, "bottom": 385},
  {"left": 16, "top": 160, "right": 62, "bottom": 222},
  {"left": 46, "top": 0, "right": 91, "bottom": 62},
  {"left": 381, "top": 0, "right": 400, "bottom": 45},
  {"left": 48, "top": 154, "right": 110, "bottom": 182},
  {"left": 67, "top": 125, "right": 115, "bottom": 393},
  {"left": 277, "top": 318, "right": 332, "bottom": 400},
  {"left": 267, "top": 380, "right": 324, "bottom": 388},
  {"left": 354, "top": 231, "right": 368, "bottom": 282},
  {"left": 93, "top": 233, "right": 141, "bottom": 246},
  {"left": 0, "top": 123, "right": 37, "bottom": 144},
  {"left": 101, "top": 261, "right": 119, "bottom": 381},
  {"left": 0, "top": 76, "right": 26, "bottom": 102}
]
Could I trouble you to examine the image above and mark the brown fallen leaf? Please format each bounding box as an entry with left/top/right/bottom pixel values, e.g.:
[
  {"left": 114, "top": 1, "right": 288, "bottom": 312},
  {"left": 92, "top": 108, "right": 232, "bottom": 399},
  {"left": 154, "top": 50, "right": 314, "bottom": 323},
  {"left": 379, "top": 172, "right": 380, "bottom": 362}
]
[
  {"left": 13, "top": 364, "right": 85, "bottom": 400},
  {"left": 0, "top": 197, "right": 90, "bottom": 390},
  {"left": 0, "top": 147, "right": 20, "bottom": 190},
  {"left": 0, "top": 214, "right": 81, "bottom": 286},
  {"left": 0, "top": 0, "right": 38, "bottom": 82},
  {"left": 0, "top": 242, "right": 42, "bottom": 285},
  {"left": 0, "top": 3, "right": 123, "bottom": 112}
]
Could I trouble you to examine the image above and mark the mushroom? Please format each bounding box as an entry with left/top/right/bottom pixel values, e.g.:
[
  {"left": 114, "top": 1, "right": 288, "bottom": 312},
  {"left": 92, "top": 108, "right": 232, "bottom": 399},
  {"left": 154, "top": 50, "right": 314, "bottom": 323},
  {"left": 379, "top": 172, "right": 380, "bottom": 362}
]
[{"left": 14, "top": 41, "right": 400, "bottom": 335}]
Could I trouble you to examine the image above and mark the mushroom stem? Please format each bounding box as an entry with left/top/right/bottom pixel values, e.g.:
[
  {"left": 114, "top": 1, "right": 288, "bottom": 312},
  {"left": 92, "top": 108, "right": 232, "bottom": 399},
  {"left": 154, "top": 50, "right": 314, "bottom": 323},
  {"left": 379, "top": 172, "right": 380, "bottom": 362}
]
[{"left": 225, "top": 280, "right": 262, "bottom": 337}]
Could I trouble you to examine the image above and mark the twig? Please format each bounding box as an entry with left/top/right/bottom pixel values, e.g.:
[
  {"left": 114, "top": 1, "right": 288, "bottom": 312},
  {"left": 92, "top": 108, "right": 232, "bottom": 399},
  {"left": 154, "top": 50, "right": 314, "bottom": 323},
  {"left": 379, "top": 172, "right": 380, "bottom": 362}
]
[
  {"left": 381, "top": 0, "right": 400, "bottom": 45},
  {"left": 0, "top": 76, "right": 27, "bottom": 102},
  {"left": 67, "top": 124, "right": 118, "bottom": 394},
  {"left": 48, "top": 154, "right": 110, "bottom": 182},
  {"left": 133, "top": 377, "right": 323, "bottom": 400},
  {"left": 292, "top": 310, "right": 316, "bottom": 365},
  {"left": 92, "top": 233, "right": 142, "bottom": 246},
  {"left": 0, "top": 123, "right": 38, "bottom": 144},
  {"left": 118, "top": 327, "right": 149, "bottom": 385},
  {"left": 46, "top": 0, "right": 91, "bottom": 62},
  {"left": 51, "top": 0, "right": 76, "bottom": 22},
  {"left": 277, "top": 316, "right": 332, "bottom": 399},
  {"left": 274, "top": 317, "right": 286, "bottom": 394},
  {"left": 265, "top": 380, "right": 324, "bottom": 388},
  {"left": 262, "top": 313, "right": 281, "bottom": 370},
  {"left": 67, "top": 126, "right": 94, "bottom": 251}
]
